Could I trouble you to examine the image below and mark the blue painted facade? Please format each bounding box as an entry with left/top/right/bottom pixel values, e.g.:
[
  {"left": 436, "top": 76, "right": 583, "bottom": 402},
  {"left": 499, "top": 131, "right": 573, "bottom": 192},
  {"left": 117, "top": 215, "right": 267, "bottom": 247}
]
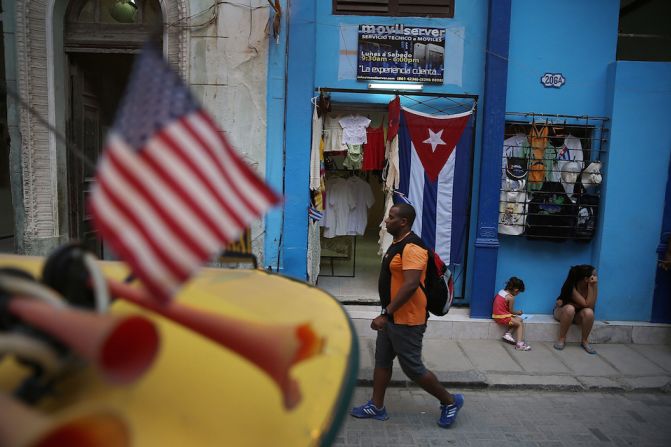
[{"left": 266, "top": 0, "right": 671, "bottom": 322}]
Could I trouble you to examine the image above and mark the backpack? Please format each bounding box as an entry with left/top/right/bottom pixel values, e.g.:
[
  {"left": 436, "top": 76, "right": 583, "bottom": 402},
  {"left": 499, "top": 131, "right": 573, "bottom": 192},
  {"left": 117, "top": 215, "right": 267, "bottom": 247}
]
[
  {"left": 421, "top": 249, "right": 455, "bottom": 316},
  {"left": 393, "top": 234, "right": 454, "bottom": 316}
]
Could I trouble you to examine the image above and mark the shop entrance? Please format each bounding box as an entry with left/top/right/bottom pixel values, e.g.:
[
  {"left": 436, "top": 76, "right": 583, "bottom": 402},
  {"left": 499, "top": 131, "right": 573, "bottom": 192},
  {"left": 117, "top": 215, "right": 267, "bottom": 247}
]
[{"left": 313, "top": 89, "right": 478, "bottom": 306}]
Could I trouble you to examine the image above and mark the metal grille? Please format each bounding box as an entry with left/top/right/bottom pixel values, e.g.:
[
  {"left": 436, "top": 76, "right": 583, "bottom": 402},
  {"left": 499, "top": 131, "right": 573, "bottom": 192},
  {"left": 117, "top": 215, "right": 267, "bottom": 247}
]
[{"left": 499, "top": 113, "right": 609, "bottom": 241}]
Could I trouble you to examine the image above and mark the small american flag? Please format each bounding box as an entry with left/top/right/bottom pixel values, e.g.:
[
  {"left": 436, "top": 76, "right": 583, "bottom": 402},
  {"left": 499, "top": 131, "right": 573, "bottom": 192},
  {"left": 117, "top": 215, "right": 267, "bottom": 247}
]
[{"left": 89, "top": 44, "right": 280, "bottom": 300}]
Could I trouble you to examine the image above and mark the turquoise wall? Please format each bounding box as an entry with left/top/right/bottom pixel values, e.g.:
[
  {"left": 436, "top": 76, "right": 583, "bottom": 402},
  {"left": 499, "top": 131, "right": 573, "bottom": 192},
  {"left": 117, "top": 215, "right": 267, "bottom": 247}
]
[
  {"left": 269, "top": 0, "right": 489, "bottom": 281},
  {"left": 497, "top": 0, "right": 620, "bottom": 315},
  {"left": 264, "top": 0, "right": 288, "bottom": 272},
  {"left": 314, "top": 1, "right": 488, "bottom": 94},
  {"left": 596, "top": 61, "right": 671, "bottom": 321},
  {"left": 267, "top": 1, "right": 671, "bottom": 321}
]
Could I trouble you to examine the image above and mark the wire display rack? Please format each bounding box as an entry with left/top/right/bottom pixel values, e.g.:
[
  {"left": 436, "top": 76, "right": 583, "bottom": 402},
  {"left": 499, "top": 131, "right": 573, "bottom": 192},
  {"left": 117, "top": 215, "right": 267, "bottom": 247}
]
[{"left": 499, "top": 112, "right": 609, "bottom": 241}]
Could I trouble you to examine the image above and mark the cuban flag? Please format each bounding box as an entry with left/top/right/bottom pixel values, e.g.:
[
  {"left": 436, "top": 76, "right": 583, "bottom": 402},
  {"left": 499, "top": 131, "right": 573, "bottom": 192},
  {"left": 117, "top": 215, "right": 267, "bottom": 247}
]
[{"left": 396, "top": 107, "right": 473, "bottom": 265}]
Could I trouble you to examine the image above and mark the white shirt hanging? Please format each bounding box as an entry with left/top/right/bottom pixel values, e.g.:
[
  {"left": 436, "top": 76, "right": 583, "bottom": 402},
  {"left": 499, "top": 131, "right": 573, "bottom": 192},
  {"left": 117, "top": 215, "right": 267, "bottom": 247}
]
[
  {"left": 323, "top": 177, "right": 354, "bottom": 238},
  {"left": 346, "top": 176, "right": 375, "bottom": 235},
  {"left": 339, "top": 115, "right": 371, "bottom": 145}
]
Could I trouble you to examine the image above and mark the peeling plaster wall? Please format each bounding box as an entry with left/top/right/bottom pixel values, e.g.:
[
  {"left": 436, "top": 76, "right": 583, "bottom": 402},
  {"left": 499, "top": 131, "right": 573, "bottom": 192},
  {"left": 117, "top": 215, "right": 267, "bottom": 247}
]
[
  {"left": 4, "top": 0, "right": 270, "bottom": 260},
  {"left": 188, "top": 0, "right": 270, "bottom": 264}
]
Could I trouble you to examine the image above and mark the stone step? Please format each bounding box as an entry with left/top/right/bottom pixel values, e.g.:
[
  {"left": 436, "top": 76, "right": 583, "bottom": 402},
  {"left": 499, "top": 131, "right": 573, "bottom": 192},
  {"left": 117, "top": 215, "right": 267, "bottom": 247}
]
[{"left": 344, "top": 305, "right": 671, "bottom": 344}]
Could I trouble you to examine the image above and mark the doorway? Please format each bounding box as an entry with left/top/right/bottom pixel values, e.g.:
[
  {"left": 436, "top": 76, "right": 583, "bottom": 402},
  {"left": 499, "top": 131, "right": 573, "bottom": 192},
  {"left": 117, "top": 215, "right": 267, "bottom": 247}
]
[
  {"left": 63, "top": 0, "right": 162, "bottom": 256},
  {"left": 313, "top": 89, "right": 478, "bottom": 305},
  {"left": 0, "top": 5, "right": 15, "bottom": 253},
  {"left": 66, "top": 53, "right": 133, "bottom": 255}
]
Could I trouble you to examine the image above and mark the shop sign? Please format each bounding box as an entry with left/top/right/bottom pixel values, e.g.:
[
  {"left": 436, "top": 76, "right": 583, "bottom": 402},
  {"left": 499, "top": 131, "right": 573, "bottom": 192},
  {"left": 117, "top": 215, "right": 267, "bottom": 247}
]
[
  {"left": 357, "top": 24, "right": 446, "bottom": 84},
  {"left": 540, "top": 73, "right": 566, "bottom": 88}
]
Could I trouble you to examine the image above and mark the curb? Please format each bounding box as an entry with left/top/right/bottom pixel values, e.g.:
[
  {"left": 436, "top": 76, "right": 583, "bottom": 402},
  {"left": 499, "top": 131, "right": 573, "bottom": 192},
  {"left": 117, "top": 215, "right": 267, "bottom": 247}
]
[{"left": 356, "top": 375, "right": 671, "bottom": 393}]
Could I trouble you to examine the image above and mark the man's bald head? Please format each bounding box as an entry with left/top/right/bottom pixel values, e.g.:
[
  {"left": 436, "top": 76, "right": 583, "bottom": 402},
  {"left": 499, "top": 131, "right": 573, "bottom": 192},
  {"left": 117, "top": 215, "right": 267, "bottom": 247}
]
[{"left": 392, "top": 203, "right": 416, "bottom": 227}]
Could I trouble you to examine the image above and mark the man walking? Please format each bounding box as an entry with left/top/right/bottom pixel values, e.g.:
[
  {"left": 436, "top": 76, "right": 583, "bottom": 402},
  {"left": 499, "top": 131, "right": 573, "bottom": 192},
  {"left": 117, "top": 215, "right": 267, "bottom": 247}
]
[{"left": 350, "top": 203, "right": 464, "bottom": 428}]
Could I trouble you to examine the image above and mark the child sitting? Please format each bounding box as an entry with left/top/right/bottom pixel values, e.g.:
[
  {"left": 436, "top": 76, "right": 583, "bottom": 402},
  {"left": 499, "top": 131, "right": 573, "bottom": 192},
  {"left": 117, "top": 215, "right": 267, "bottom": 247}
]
[{"left": 492, "top": 277, "right": 531, "bottom": 351}]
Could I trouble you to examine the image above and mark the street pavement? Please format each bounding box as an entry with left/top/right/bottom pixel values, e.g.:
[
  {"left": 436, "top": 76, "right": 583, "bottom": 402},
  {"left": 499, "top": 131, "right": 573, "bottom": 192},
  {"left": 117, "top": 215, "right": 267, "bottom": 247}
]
[
  {"left": 335, "top": 387, "right": 671, "bottom": 446},
  {"left": 356, "top": 338, "right": 671, "bottom": 392}
]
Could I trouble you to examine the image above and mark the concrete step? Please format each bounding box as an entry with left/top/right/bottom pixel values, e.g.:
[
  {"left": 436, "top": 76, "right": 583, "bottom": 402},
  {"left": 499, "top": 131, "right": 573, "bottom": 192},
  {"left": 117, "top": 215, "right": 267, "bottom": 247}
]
[{"left": 344, "top": 305, "right": 671, "bottom": 344}]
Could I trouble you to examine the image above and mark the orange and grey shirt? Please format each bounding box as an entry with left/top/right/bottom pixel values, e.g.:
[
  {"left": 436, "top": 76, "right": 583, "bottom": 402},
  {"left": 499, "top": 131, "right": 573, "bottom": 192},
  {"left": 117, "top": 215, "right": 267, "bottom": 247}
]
[{"left": 379, "top": 233, "right": 428, "bottom": 326}]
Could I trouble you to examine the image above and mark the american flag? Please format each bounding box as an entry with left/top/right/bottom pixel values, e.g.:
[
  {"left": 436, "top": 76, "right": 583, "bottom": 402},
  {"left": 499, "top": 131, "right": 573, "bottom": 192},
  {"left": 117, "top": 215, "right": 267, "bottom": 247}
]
[{"left": 88, "top": 44, "right": 280, "bottom": 300}]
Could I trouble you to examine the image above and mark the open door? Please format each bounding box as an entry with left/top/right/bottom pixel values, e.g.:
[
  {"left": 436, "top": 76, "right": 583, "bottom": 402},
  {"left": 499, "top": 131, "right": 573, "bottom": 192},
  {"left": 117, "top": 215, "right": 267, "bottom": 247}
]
[
  {"left": 67, "top": 53, "right": 134, "bottom": 258},
  {"left": 68, "top": 62, "right": 103, "bottom": 256}
]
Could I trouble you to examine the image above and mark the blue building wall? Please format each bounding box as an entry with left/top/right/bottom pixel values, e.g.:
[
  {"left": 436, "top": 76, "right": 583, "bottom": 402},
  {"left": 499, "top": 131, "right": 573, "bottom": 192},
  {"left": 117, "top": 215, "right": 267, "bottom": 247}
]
[
  {"left": 596, "top": 61, "right": 671, "bottom": 321},
  {"left": 272, "top": 0, "right": 490, "bottom": 283},
  {"left": 313, "top": 1, "right": 488, "bottom": 94},
  {"left": 268, "top": 1, "right": 671, "bottom": 321},
  {"left": 264, "top": 0, "right": 288, "bottom": 272},
  {"left": 497, "top": 0, "right": 620, "bottom": 315}
]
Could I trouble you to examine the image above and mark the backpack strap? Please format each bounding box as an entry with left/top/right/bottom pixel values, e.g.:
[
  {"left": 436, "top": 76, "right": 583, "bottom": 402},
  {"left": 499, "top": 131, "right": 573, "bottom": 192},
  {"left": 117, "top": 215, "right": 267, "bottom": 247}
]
[
  {"left": 394, "top": 233, "right": 430, "bottom": 295},
  {"left": 378, "top": 232, "right": 424, "bottom": 308}
]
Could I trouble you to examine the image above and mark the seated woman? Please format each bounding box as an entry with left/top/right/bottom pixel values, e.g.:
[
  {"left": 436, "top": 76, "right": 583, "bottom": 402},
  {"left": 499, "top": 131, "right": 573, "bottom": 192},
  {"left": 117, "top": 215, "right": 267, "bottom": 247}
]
[{"left": 553, "top": 265, "right": 598, "bottom": 354}]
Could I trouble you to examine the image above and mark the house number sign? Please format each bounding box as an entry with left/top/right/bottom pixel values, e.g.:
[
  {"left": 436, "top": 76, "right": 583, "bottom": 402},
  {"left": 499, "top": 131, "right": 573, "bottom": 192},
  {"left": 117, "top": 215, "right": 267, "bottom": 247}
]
[{"left": 541, "top": 73, "right": 566, "bottom": 88}]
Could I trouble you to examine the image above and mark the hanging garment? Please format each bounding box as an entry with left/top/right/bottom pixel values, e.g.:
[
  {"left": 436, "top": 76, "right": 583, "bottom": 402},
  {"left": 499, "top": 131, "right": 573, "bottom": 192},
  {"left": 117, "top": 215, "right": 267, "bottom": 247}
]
[
  {"left": 306, "top": 220, "right": 321, "bottom": 284},
  {"left": 503, "top": 151, "right": 528, "bottom": 191},
  {"left": 310, "top": 106, "right": 324, "bottom": 190},
  {"left": 557, "top": 134, "right": 584, "bottom": 168},
  {"left": 363, "top": 126, "right": 385, "bottom": 171},
  {"left": 378, "top": 191, "right": 395, "bottom": 255},
  {"left": 498, "top": 189, "right": 529, "bottom": 235},
  {"left": 543, "top": 143, "right": 560, "bottom": 183},
  {"left": 574, "top": 192, "right": 599, "bottom": 240},
  {"left": 339, "top": 115, "right": 371, "bottom": 145},
  {"left": 387, "top": 96, "right": 401, "bottom": 143},
  {"left": 498, "top": 178, "right": 528, "bottom": 236},
  {"left": 323, "top": 115, "right": 347, "bottom": 152},
  {"left": 322, "top": 177, "right": 353, "bottom": 238},
  {"left": 559, "top": 160, "right": 582, "bottom": 199},
  {"left": 395, "top": 106, "right": 473, "bottom": 264},
  {"left": 384, "top": 137, "right": 400, "bottom": 191},
  {"left": 318, "top": 139, "right": 326, "bottom": 208},
  {"left": 528, "top": 123, "right": 549, "bottom": 189},
  {"left": 501, "top": 133, "right": 529, "bottom": 184},
  {"left": 384, "top": 96, "right": 402, "bottom": 191},
  {"left": 526, "top": 181, "right": 576, "bottom": 240},
  {"left": 580, "top": 161, "right": 603, "bottom": 195},
  {"left": 342, "top": 144, "right": 363, "bottom": 170},
  {"left": 346, "top": 176, "right": 375, "bottom": 235}
]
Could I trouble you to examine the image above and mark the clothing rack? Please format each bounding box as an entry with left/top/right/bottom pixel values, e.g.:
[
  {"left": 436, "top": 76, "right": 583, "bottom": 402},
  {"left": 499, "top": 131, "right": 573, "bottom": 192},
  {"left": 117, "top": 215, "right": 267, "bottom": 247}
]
[
  {"left": 329, "top": 102, "right": 388, "bottom": 113},
  {"left": 316, "top": 87, "right": 478, "bottom": 115},
  {"left": 316, "top": 87, "right": 479, "bottom": 100}
]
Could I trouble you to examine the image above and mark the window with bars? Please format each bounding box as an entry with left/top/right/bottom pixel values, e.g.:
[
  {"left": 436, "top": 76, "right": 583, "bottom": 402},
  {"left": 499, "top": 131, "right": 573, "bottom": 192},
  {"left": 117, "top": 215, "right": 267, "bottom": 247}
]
[
  {"left": 499, "top": 113, "right": 609, "bottom": 242},
  {"left": 333, "top": 0, "right": 455, "bottom": 18}
]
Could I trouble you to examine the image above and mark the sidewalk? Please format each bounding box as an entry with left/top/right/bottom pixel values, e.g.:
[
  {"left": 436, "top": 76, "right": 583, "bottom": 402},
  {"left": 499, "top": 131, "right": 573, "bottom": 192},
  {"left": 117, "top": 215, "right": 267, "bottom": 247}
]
[{"left": 347, "top": 306, "right": 671, "bottom": 392}]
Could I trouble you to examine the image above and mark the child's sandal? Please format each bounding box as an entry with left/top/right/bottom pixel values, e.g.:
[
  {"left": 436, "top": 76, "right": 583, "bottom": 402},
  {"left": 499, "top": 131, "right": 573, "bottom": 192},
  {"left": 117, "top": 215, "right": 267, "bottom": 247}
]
[{"left": 515, "top": 342, "right": 531, "bottom": 351}]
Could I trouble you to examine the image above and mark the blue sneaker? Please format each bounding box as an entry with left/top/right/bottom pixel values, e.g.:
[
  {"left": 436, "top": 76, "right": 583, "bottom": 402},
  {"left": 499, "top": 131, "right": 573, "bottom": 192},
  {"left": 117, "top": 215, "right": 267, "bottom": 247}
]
[
  {"left": 438, "top": 393, "right": 464, "bottom": 428},
  {"left": 350, "top": 400, "right": 389, "bottom": 421}
]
